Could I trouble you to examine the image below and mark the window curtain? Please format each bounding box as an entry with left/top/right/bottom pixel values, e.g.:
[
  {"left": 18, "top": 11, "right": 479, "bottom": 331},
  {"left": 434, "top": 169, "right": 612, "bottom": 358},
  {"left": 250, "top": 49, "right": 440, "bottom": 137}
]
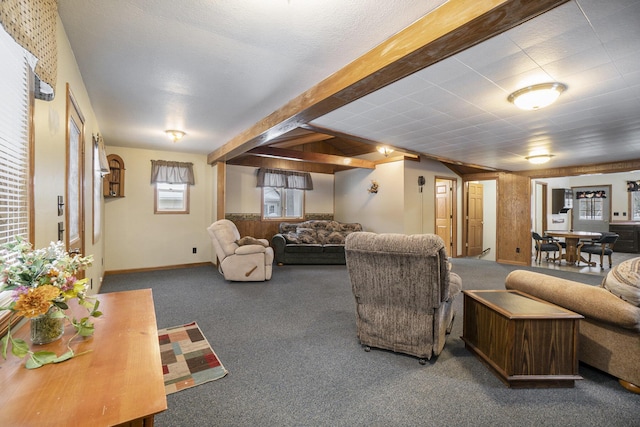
[
  {"left": 0, "top": 0, "right": 58, "bottom": 100},
  {"left": 95, "top": 134, "right": 110, "bottom": 176},
  {"left": 256, "top": 168, "right": 313, "bottom": 190},
  {"left": 576, "top": 190, "right": 607, "bottom": 199},
  {"left": 627, "top": 181, "right": 640, "bottom": 192},
  {"left": 150, "top": 160, "right": 195, "bottom": 185}
]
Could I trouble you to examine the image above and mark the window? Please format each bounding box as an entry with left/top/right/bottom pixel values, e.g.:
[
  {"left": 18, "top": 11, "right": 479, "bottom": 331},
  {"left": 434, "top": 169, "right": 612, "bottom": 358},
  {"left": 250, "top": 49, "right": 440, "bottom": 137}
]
[
  {"left": 262, "top": 187, "right": 304, "bottom": 219},
  {"left": 578, "top": 198, "right": 603, "bottom": 220},
  {"left": 0, "top": 25, "right": 33, "bottom": 332},
  {"left": 155, "top": 183, "right": 189, "bottom": 214},
  {"left": 632, "top": 192, "right": 640, "bottom": 221}
]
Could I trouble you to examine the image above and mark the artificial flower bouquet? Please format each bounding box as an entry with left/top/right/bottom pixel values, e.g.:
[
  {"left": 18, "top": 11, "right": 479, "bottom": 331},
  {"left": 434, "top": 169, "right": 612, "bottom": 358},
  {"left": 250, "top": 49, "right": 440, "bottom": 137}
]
[{"left": 0, "top": 237, "right": 102, "bottom": 369}]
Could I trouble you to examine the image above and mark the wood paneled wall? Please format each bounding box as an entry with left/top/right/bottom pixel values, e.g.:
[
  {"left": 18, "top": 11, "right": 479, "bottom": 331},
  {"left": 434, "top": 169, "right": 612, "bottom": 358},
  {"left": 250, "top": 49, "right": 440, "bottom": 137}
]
[{"left": 495, "top": 173, "right": 532, "bottom": 265}]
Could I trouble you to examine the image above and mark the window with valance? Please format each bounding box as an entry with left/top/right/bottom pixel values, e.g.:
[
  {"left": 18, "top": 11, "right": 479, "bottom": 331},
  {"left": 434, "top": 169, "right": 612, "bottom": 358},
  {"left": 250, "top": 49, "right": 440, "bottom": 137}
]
[
  {"left": 150, "top": 160, "right": 195, "bottom": 214},
  {"left": 629, "top": 181, "right": 640, "bottom": 220},
  {"left": 257, "top": 169, "right": 311, "bottom": 220}
]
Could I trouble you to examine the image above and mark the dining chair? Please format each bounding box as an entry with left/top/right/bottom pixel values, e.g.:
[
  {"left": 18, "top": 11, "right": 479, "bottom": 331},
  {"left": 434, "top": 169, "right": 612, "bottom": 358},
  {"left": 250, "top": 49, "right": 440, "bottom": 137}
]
[
  {"left": 532, "top": 232, "right": 563, "bottom": 264},
  {"left": 577, "top": 233, "right": 619, "bottom": 269}
]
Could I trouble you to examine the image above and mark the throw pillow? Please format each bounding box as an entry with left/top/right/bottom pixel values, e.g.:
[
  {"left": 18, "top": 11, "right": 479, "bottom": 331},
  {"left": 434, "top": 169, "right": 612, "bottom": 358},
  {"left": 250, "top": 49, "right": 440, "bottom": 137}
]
[
  {"left": 325, "top": 231, "right": 346, "bottom": 245},
  {"left": 296, "top": 228, "right": 318, "bottom": 244},
  {"left": 283, "top": 233, "right": 300, "bottom": 244},
  {"left": 601, "top": 257, "right": 640, "bottom": 306},
  {"left": 236, "top": 236, "right": 268, "bottom": 247}
]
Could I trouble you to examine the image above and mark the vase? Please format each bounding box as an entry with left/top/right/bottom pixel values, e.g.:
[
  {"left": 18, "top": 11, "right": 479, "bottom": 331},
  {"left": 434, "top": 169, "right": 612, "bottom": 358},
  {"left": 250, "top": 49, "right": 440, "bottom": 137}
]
[{"left": 30, "top": 306, "right": 65, "bottom": 345}]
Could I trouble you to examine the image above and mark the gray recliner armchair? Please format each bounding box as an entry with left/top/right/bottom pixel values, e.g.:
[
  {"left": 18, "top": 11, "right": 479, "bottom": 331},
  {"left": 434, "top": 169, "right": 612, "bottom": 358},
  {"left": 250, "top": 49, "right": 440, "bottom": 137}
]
[
  {"left": 207, "top": 219, "right": 274, "bottom": 281},
  {"left": 345, "top": 232, "right": 462, "bottom": 363}
]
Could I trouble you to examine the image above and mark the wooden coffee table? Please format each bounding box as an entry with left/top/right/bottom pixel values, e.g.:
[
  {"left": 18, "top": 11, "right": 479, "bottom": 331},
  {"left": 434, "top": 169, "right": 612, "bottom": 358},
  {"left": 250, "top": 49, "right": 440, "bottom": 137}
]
[{"left": 462, "top": 289, "right": 583, "bottom": 388}]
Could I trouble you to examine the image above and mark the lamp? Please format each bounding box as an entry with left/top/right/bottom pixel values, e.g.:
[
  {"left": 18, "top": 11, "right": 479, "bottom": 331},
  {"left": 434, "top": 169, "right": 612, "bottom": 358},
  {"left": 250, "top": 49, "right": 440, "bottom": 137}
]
[
  {"left": 526, "top": 154, "right": 554, "bottom": 164},
  {"left": 377, "top": 146, "right": 394, "bottom": 157},
  {"left": 508, "top": 83, "right": 567, "bottom": 110},
  {"left": 165, "top": 129, "right": 186, "bottom": 142}
]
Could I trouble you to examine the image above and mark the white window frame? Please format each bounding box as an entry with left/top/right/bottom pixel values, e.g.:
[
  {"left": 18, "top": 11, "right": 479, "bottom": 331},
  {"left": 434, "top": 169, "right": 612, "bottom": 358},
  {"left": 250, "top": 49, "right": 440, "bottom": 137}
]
[
  {"left": 578, "top": 198, "right": 603, "bottom": 221},
  {"left": 154, "top": 182, "right": 189, "bottom": 214},
  {"left": 262, "top": 187, "right": 304, "bottom": 220}
]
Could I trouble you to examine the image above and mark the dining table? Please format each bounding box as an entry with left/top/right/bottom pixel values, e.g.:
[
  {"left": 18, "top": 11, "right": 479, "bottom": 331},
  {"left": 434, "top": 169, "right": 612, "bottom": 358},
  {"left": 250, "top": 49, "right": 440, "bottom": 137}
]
[{"left": 544, "top": 230, "right": 602, "bottom": 265}]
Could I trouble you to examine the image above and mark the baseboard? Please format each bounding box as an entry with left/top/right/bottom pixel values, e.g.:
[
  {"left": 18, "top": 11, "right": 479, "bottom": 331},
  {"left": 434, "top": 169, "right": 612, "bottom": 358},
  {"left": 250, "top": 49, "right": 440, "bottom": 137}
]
[{"left": 104, "top": 262, "right": 213, "bottom": 276}]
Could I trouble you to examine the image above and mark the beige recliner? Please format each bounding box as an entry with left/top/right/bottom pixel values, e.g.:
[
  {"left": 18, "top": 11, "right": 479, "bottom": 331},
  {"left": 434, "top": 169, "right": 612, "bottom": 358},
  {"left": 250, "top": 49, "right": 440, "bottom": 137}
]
[
  {"left": 345, "top": 232, "right": 462, "bottom": 363},
  {"left": 207, "top": 219, "right": 274, "bottom": 281}
]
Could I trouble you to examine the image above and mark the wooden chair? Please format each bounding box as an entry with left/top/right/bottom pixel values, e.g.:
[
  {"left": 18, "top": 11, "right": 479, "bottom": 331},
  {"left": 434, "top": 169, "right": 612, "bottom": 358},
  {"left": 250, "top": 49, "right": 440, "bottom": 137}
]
[
  {"left": 578, "top": 233, "right": 619, "bottom": 269},
  {"left": 532, "top": 232, "right": 563, "bottom": 264}
]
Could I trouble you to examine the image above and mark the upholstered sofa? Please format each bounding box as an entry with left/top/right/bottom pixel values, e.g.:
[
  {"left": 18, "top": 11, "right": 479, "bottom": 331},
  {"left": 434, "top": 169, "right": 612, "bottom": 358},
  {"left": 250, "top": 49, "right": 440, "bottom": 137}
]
[
  {"left": 271, "top": 220, "right": 363, "bottom": 265},
  {"left": 505, "top": 269, "right": 640, "bottom": 393}
]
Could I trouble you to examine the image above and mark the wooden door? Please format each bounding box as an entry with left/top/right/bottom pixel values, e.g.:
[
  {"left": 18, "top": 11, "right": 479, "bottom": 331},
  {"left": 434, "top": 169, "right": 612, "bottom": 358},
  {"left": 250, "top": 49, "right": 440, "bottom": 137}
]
[
  {"left": 435, "top": 178, "right": 454, "bottom": 256},
  {"left": 66, "top": 85, "right": 85, "bottom": 264},
  {"left": 467, "top": 182, "right": 484, "bottom": 256}
]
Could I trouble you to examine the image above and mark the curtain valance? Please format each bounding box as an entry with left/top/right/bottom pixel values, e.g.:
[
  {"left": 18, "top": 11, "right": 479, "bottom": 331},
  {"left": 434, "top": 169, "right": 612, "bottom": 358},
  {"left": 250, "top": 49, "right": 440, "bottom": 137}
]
[
  {"left": 627, "top": 181, "right": 640, "bottom": 192},
  {"left": 150, "top": 160, "right": 195, "bottom": 185},
  {"left": 0, "top": 0, "right": 58, "bottom": 100},
  {"left": 95, "top": 134, "right": 109, "bottom": 176},
  {"left": 256, "top": 168, "right": 313, "bottom": 190},
  {"left": 576, "top": 190, "right": 607, "bottom": 199}
]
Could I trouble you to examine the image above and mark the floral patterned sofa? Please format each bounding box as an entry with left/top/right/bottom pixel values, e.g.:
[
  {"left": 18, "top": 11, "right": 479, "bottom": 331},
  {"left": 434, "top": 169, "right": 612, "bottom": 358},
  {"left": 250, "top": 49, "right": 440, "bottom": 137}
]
[{"left": 271, "top": 220, "right": 363, "bottom": 265}]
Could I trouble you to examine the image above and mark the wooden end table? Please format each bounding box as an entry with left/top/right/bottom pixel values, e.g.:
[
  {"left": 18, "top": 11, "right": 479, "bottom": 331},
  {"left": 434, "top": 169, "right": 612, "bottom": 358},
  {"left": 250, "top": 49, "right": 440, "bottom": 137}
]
[{"left": 462, "top": 289, "right": 583, "bottom": 388}]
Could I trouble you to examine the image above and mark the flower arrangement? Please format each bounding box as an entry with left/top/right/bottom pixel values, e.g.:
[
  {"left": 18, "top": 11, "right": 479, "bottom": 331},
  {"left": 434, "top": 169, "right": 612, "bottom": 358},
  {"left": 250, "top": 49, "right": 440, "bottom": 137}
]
[{"left": 0, "top": 237, "right": 102, "bottom": 369}]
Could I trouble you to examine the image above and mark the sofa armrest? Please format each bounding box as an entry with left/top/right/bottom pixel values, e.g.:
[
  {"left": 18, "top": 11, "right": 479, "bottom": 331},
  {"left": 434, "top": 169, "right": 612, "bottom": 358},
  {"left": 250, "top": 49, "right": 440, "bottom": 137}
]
[
  {"left": 271, "top": 234, "right": 287, "bottom": 256},
  {"left": 505, "top": 270, "right": 640, "bottom": 332}
]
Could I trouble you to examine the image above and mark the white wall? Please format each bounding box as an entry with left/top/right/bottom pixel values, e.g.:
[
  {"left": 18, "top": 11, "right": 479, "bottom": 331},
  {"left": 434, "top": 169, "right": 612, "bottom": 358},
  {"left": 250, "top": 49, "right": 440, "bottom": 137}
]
[
  {"left": 335, "top": 162, "right": 405, "bottom": 233},
  {"left": 103, "top": 146, "right": 213, "bottom": 271},
  {"left": 32, "top": 16, "right": 104, "bottom": 294}
]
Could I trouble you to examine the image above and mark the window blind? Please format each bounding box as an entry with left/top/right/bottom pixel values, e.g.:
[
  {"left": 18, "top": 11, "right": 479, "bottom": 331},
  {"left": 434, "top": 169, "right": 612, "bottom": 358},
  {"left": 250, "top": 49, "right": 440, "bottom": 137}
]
[{"left": 0, "top": 24, "right": 32, "bottom": 328}]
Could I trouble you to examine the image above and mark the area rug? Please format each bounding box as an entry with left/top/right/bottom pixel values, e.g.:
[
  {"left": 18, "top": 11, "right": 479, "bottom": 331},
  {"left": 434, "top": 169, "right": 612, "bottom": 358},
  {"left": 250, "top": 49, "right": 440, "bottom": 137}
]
[{"left": 158, "top": 322, "right": 228, "bottom": 394}]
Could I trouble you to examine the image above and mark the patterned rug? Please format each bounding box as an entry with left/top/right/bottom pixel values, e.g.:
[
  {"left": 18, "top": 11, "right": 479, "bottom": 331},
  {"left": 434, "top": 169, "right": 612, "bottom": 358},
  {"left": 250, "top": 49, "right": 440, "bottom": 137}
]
[{"left": 158, "top": 322, "right": 228, "bottom": 394}]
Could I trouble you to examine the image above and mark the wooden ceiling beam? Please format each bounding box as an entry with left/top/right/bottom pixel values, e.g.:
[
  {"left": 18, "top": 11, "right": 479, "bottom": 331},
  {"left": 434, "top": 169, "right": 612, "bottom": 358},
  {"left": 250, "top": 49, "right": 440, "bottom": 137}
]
[
  {"left": 207, "top": 0, "right": 569, "bottom": 165},
  {"left": 247, "top": 147, "right": 376, "bottom": 169}
]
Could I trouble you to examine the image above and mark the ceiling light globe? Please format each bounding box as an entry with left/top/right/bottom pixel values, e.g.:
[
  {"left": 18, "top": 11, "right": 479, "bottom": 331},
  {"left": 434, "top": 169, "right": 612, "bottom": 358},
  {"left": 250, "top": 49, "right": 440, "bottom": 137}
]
[
  {"left": 526, "top": 154, "right": 553, "bottom": 164},
  {"left": 508, "top": 83, "right": 567, "bottom": 110}
]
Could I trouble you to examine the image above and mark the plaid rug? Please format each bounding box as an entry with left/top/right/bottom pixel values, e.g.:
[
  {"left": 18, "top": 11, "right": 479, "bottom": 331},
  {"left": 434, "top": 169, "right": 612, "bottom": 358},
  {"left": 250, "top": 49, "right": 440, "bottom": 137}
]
[{"left": 158, "top": 322, "right": 228, "bottom": 394}]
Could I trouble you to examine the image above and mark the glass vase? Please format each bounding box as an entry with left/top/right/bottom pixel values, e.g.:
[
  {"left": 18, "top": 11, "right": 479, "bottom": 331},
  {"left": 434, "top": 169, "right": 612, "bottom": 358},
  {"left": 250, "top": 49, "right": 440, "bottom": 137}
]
[{"left": 30, "top": 306, "right": 65, "bottom": 345}]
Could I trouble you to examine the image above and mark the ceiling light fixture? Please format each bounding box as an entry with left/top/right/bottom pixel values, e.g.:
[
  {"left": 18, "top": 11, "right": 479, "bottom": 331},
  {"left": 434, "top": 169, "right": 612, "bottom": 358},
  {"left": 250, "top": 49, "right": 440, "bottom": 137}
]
[
  {"left": 526, "top": 154, "right": 554, "bottom": 164},
  {"left": 165, "top": 129, "right": 186, "bottom": 142},
  {"left": 377, "top": 146, "right": 394, "bottom": 157},
  {"left": 508, "top": 82, "right": 567, "bottom": 110}
]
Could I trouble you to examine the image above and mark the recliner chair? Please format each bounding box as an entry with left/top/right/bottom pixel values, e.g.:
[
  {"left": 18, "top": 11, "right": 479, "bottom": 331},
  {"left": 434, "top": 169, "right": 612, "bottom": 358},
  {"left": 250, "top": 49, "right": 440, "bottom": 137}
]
[
  {"left": 207, "top": 219, "right": 274, "bottom": 281},
  {"left": 345, "top": 232, "right": 462, "bottom": 363}
]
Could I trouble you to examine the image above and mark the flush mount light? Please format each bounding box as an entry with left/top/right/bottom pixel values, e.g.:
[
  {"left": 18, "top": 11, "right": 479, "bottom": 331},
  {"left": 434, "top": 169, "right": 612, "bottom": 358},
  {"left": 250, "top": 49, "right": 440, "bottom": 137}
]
[
  {"left": 526, "top": 154, "right": 554, "bottom": 164},
  {"left": 165, "top": 129, "right": 186, "bottom": 142},
  {"left": 377, "top": 146, "right": 394, "bottom": 157},
  {"left": 508, "top": 82, "right": 567, "bottom": 110}
]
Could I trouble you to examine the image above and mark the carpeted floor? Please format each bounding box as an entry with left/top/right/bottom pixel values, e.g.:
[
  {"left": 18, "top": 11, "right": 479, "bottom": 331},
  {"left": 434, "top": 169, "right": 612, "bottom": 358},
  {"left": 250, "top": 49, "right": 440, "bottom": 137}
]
[{"left": 101, "top": 258, "right": 637, "bottom": 427}]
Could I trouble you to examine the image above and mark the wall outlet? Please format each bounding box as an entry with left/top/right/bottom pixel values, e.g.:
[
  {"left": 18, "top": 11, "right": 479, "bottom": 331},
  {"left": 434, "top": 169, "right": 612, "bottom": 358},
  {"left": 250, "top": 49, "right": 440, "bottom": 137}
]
[
  {"left": 192, "top": 247, "right": 197, "bottom": 254},
  {"left": 516, "top": 247, "right": 520, "bottom": 253}
]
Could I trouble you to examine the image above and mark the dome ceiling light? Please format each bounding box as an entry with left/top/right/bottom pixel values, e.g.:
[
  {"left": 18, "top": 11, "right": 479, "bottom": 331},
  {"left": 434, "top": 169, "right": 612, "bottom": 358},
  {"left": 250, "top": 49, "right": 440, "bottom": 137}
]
[
  {"left": 165, "top": 129, "right": 186, "bottom": 142},
  {"left": 526, "top": 154, "right": 554, "bottom": 164},
  {"left": 508, "top": 82, "right": 567, "bottom": 110}
]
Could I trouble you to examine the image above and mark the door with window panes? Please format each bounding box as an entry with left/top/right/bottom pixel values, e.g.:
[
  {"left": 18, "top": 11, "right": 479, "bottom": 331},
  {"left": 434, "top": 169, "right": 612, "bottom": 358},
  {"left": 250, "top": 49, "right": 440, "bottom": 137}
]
[{"left": 572, "top": 186, "right": 611, "bottom": 232}]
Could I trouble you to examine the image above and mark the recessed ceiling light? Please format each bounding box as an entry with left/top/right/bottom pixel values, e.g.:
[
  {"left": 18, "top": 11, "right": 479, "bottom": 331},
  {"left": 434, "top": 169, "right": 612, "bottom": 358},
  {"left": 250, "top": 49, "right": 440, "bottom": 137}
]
[
  {"left": 165, "top": 129, "right": 186, "bottom": 142},
  {"left": 526, "top": 154, "right": 554, "bottom": 164},
  {"left": 508, "top": 83, "right": 567, "bottom": 110}
]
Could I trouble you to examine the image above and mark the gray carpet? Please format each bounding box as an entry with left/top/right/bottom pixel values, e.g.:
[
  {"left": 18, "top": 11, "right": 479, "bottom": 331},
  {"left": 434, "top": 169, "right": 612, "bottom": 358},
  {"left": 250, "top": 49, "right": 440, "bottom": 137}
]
[{"left": 101, "top": 258, "right": 637, "bottom": 427}]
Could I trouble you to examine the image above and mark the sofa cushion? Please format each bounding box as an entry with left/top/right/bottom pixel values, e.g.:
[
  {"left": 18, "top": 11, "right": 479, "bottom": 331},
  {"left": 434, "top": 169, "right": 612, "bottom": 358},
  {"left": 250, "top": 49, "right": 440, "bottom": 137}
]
[
  {"left": 325, "top": 231, "right": 346, "bottom": 245},
  {"left": 602, "top": 257, "right": 640, "bottom": 306},
  {"left": 296, "top": 228, "right": 318, "bottom": 244},
  {"left": 323, "top": 244, "right": 345, "bottom": 253},
  {"left": 285, "top": 244, "right": 324, "bottom": 253}
]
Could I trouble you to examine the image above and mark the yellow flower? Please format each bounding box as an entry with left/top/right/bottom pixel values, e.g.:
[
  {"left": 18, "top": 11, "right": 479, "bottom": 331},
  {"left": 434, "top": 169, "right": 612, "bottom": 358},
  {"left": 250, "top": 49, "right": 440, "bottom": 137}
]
[
  {"left": 13, "top": 285, "right": 61, "bottom": 318},
  {"left": 62, "top": 278, "right": 88, "bottom": 300}
]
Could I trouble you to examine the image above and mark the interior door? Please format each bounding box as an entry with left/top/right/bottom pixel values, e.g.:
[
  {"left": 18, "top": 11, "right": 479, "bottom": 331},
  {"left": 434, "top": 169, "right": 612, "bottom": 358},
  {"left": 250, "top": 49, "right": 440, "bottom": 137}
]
[
  {"left": 467, "top": 182, "right": 484, "bottom": 256},
  {"left": 435, "top": 178, "right": 454, "bottom": 256},
  {"left": 66, "top": 85, "right": 85, "bottom": 263}
]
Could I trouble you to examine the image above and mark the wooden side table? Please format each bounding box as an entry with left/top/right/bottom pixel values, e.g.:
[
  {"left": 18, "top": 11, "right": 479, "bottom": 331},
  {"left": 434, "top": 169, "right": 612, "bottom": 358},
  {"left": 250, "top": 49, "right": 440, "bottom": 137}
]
[
  {"left": 0, "top": 289, "right": 167, "bottom": 426},
  {"left": 462, "top": 289, "right": 583, "bottom": 388}
]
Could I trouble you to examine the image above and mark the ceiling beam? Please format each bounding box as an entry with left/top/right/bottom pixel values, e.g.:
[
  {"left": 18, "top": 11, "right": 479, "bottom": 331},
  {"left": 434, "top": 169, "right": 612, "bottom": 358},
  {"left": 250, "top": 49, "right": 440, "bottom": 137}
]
[
  {"left": 247, "top": 147, "right": 376, "bottom": 169},
  {"left": 207, "top": 0, "right": 569, "bottom": 165}
]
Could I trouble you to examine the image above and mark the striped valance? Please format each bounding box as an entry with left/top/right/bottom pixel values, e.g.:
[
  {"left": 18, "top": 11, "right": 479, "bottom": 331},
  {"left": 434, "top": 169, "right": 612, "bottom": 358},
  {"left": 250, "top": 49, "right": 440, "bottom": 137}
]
[
  {"left": 150, "top": 160, "right": 195, "bottom": 185},
  {"left": 256, "top": 168, "right": 313, "bottom": 190}
]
